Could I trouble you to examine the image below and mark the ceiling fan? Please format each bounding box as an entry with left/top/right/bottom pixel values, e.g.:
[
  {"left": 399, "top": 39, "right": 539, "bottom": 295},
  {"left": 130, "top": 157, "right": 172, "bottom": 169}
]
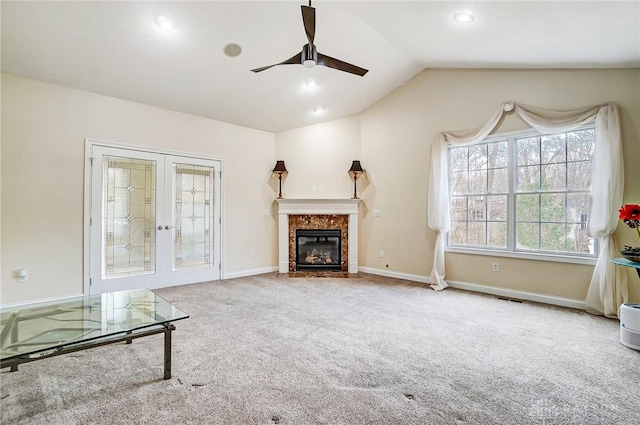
[{"left": 251, "top": 1, "right": 368, "bottom": 77}]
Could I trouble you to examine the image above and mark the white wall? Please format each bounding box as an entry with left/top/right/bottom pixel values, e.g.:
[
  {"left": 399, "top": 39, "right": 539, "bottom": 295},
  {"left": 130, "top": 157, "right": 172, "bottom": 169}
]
[{"left": 1, "top": 73, "right": 277, "bottom": 305}]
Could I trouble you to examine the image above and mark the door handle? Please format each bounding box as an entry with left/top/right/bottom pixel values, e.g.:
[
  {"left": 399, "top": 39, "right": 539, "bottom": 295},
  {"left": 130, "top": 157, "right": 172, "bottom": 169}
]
[{"left": 165, "top": 225, "right": 174, "bottom": 230}]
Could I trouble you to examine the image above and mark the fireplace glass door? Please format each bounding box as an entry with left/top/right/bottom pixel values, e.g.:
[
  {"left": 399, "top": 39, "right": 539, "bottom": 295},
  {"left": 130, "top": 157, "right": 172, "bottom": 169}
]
[{"left": 296, "top": 229, "right": 341, "bottom": 271}]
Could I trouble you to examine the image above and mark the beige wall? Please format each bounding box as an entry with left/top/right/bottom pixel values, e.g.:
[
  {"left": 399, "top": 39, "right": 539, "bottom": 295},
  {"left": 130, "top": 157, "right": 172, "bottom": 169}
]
[
  {"left": 1, "top": 73, "right": 277, "bottom": 305},
  {"left": 277, "top": 68, "right": 640, "bottom": 303},
  {"left": 275, "top": 116, "right": 361, "bottom": 199},
  {"left": 3, "top": 68, "right": 639, "bottom": 306}
]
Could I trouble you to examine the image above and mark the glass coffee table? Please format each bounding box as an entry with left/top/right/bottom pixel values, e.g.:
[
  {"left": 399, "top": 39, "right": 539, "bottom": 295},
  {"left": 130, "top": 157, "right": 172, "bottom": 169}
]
[{"left": 0, "top": 288, "right": 188, "bottom": 380}]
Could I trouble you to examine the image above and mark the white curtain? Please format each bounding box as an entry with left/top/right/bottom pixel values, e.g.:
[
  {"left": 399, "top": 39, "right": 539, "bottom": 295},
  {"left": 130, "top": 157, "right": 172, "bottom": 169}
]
[{"left": 427, "top": 102, "right": 626, "bottom": 317}]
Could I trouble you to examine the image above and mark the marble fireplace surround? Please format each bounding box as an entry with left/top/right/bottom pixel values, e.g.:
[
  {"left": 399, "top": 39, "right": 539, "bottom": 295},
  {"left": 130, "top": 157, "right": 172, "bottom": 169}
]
[{"left": 276, "top": 199, "right": 360, "bottom": 274}]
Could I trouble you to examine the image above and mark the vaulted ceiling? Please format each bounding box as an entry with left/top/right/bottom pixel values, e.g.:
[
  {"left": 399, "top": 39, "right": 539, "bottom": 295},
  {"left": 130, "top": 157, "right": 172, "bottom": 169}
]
[{"left": 2, "top": 1, "right": 639, "bottom": 133}]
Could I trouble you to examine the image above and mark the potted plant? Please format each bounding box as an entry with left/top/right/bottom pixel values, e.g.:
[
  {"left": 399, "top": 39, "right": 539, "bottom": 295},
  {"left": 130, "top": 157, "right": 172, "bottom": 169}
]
[{"left": 619, "top": 204, "right": 640, "bottom": 262}]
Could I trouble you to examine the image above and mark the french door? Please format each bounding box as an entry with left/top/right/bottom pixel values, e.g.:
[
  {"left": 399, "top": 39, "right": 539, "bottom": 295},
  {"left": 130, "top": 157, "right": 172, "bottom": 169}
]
[{"left": 87, "top": 144, "right": 222, "bottom": 294}]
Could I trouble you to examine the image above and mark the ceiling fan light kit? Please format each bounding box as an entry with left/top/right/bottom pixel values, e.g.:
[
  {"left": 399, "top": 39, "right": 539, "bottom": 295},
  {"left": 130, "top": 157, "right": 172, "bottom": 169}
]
[{"left": 251, "top": 2, "right": 368, "bottom": 77}]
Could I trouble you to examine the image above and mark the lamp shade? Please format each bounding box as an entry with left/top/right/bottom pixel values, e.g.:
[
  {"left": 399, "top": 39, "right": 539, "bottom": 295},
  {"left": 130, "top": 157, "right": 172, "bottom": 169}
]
[
  {"left": 348, "top": 160, "right": 364, "bottom": 173},
  {"left": 273, "top": 160, "right": 288, "bottom": 173}
]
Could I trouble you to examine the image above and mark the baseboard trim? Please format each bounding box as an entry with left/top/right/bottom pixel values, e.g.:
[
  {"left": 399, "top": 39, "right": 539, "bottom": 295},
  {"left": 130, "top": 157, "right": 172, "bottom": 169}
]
[
  {"left": 359, "top": 267, "right": 431, "bottom": 284},
  {"left": 447, "top": 280, "right": 586, "bottom": 310},
  {"left": 1, "top": 293, "right": 83, "bottom": 309},
  {"left": 359, "top": 267, "right": 585, "bottom": 310},
  {"left": 224, "top": 267, "right": 278, "bottom": 280}
]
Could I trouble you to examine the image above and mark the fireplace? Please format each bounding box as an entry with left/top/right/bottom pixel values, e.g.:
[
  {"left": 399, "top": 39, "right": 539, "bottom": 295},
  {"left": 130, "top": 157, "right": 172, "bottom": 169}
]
[
  {"left": 276, "top": 199, "right": 360, "bottom": 274},
  {"left": 296, "top": 229, "right": 342, "bottom": 271}
]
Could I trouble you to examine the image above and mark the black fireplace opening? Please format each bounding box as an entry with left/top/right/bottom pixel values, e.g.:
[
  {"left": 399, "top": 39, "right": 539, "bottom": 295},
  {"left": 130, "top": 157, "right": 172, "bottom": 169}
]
[{"left": 296, "top": 229, "right": 342, "bottom": 271}]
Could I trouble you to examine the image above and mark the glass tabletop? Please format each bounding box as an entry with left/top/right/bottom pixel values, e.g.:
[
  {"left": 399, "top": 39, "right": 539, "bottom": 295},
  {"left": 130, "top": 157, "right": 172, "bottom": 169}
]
[
  {"left": 0, "top": 288, "right": 189, "bottom": 362},
  {"left": 611, "top": 258, "right": 640, "bottom": 269}
]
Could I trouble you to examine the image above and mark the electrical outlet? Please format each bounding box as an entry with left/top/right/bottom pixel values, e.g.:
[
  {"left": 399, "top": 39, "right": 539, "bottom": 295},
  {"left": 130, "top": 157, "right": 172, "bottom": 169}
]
[
  {"left": 379, "top": 250, "right": 385, "bottom": 258},
  {"left": 492, "top": 262, "right": 499, "bottom": 272},
  {"left": 266, "top": 208, "right": 272, "bottom": 216},
  {"left": 250, "top": 250, "right": 255, "bottom": 258},
  {"left": 373, "top": 210, "right": 380, "bottom": 217},
  {"left": 18, "top": 269, "right": 28, "bottom": 283}
]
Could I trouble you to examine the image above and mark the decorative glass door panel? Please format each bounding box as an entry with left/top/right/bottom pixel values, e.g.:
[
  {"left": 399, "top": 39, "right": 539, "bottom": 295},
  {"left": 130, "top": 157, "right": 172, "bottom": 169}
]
[
  {"left": 89, "top": 145, "right": 222, "bottom": 295},
  {"left": 173, "top": 163, "right": 214, "bottom": 270},
  {"left": 103, "top": 156, "right": 157, "bottom": 279}
]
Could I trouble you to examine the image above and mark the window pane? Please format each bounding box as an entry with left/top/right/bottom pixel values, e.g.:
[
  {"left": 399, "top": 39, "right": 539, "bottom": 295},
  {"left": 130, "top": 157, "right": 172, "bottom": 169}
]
[
  {"left": 517, "top": 137, "right": 540, "bottom": 165},
  {"left": 468, "top": 222, "right": 486, "bottom": 246},
  {"left": 566, "top": 223, "right": 594, "bottom": 254},
  {"left": 488, "top": 142, "right": 508, "bottom": 168},
  {"left": 450, "top": 148, "right": 468, "bottom": 171},
  {"left": 469, "top": 170, "right": 487, "bottom": 194},
  {"left": 567, "top": 161, "right": 591, "bottom": 190},
  {"left": 488, "top": 195, "right": 507, "bottom": 221},
  {"left": 488, "top": 168, "right": 507, "bottom": 193},
  {"left": 450, "top": 196, "right": 468, "bottom": 221},
  {"left": 469, "top": 196, "right": 486, "bottom": 221},
  {"left": 567, "top": 130, "right": 595, "bottom": 161},
  {"left": 469, "top": 145, "right": 488, "bottom": 170},
  {"left": 541, "top": 163, "right": 566, "bottom": 191},
  {"left": 541, "top": 134, "right": 566, "bottom": 163},
  {"left": 541, "top": 223, "right": 566, "bottom": 251},
  {"left": 450, "top": 221, "right": 467, "bottom": 245},
  {"left": 567, "top": 193, "right": 590, "bottom": 224},
  {"left": 451, "top": 171, "right": 469, "bottom": 195},
  {"left": 517, "top": 222, "right": 540, "bottom": 250},
  {"left": 517, "top": 165, "right": 539, "bottom": 191},
  {"left": 540, "top": 193, "right": 566, "bottom": 223},
  {"left": 488, "top": 222, "right": 507, "bottom": 248},
  {"left": 517, "top": 194, "right": 540, "bottom": 222}
]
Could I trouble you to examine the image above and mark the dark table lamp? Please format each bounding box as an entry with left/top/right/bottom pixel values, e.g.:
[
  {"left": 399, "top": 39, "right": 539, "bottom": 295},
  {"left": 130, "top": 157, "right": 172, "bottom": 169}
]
[
  {"left": 348, "top": 160, "right": 364, "bottom": 199},
  {"left": 273, "top": 160, "right": 288, "bottom": 199}
]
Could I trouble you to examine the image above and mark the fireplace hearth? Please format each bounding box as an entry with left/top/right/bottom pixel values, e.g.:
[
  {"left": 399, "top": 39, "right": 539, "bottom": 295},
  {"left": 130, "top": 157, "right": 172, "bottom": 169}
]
[{"left": 296, "top": 229, "right": 341, "bottom": 271}]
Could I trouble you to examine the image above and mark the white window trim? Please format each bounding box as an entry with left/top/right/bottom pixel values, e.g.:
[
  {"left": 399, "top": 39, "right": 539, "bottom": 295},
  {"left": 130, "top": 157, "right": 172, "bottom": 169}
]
[{"left": 445, "top": 125, "right": 597, "bottom": 266}]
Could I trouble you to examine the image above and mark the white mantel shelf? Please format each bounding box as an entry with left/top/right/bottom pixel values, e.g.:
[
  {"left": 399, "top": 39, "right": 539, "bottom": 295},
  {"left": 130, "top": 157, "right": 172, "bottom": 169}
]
[
  {"left": 275, "top": 198, "right": 360, "bottom": 214},
  {"left": 276, "top": 198, "right": 361, "bottom": 273}
]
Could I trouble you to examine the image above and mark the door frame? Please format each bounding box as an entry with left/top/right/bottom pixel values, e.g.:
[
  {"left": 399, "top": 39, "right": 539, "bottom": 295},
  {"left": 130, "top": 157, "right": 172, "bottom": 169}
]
[{"left": 83, "top": 138, "right": 225, "bottom": 295}]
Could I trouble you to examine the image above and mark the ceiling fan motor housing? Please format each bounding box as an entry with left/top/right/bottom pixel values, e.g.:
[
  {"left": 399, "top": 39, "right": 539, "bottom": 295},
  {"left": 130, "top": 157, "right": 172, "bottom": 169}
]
[{"left": 302, "top": 44, "right": 318, "bottom": 67}]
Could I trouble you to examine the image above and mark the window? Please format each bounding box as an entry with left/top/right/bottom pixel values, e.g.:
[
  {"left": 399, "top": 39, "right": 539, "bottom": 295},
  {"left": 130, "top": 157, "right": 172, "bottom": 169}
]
[{"left": 447, "top": 126, "right": 596, "bottom": 262}]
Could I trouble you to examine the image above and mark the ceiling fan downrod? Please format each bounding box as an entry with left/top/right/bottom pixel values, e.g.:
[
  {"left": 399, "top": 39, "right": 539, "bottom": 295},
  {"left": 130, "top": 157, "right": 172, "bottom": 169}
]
[{"left": 302, "top": 44, "right": 318, "bottom": 68}]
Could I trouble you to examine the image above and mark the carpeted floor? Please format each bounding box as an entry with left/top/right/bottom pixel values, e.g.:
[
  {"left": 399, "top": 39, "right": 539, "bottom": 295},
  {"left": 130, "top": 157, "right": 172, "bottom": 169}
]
[{"left": 1, "top": 273, "right": 638, "bottom": 425}]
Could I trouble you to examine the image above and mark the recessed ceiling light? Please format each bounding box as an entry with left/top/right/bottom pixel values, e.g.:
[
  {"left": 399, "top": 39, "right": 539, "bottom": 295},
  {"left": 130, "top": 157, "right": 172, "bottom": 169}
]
[
  {"left": 312, "top": 107, "right": 326, "bottom": 115},
  {"left": 224, "top": 43, "right": 242, "bottom": 58},
  {"left": 156, "top": 16, "right": 175, "bottom": 31},
  {"left": 453, "top": 12, "right": 475, "bottom": 24}
]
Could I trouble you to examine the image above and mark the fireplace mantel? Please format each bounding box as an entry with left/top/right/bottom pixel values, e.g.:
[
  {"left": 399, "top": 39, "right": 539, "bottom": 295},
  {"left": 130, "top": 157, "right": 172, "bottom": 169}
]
[{"left": 276, "top": 199, "right": 361, "bottom": 273}]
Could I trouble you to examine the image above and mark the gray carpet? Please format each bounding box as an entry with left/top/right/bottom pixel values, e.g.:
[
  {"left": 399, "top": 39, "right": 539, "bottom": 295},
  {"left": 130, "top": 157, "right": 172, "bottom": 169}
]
[{"left": 1, "top": 273, "right": 638, "bottom": 425}]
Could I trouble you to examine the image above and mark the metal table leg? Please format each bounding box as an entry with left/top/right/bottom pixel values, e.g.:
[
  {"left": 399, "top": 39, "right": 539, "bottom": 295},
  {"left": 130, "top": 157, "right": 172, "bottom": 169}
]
[{"left": 163, "top": 324, "right": 175, "bottom": 380}]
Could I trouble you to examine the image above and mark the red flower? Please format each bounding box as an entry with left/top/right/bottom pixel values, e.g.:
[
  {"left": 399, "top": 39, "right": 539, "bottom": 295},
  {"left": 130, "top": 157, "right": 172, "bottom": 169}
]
[{"left": 619, "top": 204, "right": 640, "bottom": 221}]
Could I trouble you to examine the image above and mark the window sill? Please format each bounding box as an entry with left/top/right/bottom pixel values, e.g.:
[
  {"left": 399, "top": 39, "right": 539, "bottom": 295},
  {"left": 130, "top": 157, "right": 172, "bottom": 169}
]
[{"left": 445, "top": 246, "right": 597, "bottom": 266}]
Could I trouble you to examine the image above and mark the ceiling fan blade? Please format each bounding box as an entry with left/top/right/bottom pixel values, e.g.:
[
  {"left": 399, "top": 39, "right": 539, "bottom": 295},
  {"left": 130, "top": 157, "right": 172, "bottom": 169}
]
[
  {"left": 317, "top": 52, "right": 368, "bottom": 76},
  {"left": 301, "top": 5, "right": 316, "bottom": 46},
  {"left": 251, "top": 51, "right": 303, "bottom": 73}
]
